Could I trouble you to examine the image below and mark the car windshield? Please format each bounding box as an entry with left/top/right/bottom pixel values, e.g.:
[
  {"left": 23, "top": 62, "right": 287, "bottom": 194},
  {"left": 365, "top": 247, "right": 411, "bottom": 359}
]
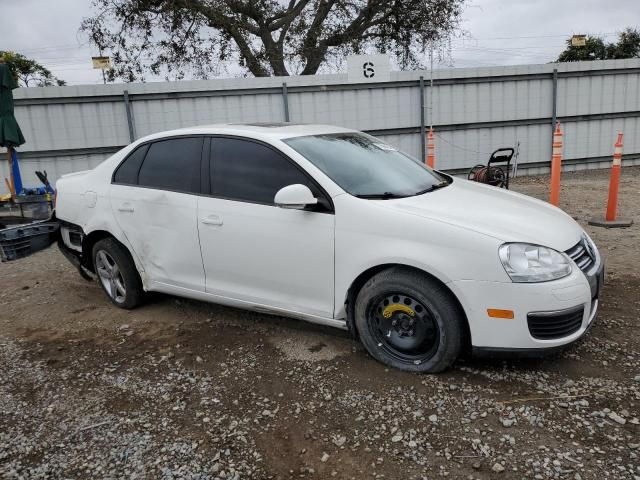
[{"left": 283, "top": 132, "right": 450, "bottom": 198}]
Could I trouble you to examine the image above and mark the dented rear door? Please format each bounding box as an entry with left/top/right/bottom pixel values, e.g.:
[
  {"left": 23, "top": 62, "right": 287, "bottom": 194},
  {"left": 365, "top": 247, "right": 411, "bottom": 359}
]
[{"left": 109, "top": 136, "right": 206, "bottom": 291}]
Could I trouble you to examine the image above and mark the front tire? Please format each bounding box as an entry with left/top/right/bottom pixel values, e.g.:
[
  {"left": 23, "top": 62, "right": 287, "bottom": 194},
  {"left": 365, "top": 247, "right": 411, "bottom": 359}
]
[
  {"left": 92, "top": 238, "right": 143, "bottom": 309},
  {"left": 354, "top": 267, "right": 464, "bottom": 373}
]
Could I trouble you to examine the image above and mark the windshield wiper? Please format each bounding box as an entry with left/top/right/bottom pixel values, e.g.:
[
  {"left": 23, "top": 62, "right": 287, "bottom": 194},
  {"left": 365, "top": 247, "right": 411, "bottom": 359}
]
[
  {"left": 414, "top": 181, "right": 450, "bottom": 196},
  {"left": 355, "top": 192, "right": 409, "bottom": 199},
  {"left": 356, "top": 182, "right": 450, "bottom": 199}
]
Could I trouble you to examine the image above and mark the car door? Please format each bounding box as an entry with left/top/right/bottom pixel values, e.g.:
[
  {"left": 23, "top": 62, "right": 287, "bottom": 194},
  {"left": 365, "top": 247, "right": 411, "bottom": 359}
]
[
  {"left": 197, "top": 136, "right": 335, "bottom": 318},
  {"left": 110, "top": 136, "right": 206, "bottom": 291}
]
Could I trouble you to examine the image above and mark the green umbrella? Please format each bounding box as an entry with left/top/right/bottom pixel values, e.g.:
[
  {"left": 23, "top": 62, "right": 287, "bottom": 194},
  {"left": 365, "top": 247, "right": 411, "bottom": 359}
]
[{"left": 0, "top": 62, "right": 25, "bottom": 148}]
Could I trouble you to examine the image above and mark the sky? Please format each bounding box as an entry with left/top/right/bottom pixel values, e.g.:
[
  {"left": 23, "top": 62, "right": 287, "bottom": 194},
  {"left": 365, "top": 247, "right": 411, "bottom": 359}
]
[{"left": 0, "top": 0, "right": 638, "bottom": 86}]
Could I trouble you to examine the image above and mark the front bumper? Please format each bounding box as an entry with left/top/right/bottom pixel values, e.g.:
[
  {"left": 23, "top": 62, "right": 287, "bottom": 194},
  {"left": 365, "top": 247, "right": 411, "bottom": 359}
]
[{"left": 450, "top": 259, "right": 604, "bottom": 352}]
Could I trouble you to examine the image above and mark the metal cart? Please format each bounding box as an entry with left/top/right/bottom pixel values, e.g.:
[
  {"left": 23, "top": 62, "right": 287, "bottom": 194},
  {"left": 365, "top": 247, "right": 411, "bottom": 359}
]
[{"left": 467, "top": 147, "right": 516, "bottom": 189}]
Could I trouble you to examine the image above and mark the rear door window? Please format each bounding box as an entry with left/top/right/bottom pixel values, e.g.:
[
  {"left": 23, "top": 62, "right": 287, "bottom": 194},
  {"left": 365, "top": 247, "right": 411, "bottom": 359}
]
[{"left": 137, "top": 137, "right": 203, "bottom": 193}]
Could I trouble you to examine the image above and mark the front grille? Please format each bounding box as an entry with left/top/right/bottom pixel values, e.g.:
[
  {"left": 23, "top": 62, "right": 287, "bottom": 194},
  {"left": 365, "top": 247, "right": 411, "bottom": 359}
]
[
  {"left": 527, "top": 306, "right": 584, "bottom": 340},
  {"left": 565, "top": 240, "right": 594, "bottom": 273}
]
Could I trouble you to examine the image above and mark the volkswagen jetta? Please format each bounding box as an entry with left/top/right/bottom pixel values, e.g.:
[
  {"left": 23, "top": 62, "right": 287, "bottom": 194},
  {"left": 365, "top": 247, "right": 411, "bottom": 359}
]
[{"left": 56, "top": 123, "right": 604, "bottom": 372}]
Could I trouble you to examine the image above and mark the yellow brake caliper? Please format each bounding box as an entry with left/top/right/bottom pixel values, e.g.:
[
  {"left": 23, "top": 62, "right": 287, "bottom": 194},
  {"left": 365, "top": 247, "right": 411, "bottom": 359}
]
[{"left": 382, "top": 303, "right": 415, "bottom": 319}]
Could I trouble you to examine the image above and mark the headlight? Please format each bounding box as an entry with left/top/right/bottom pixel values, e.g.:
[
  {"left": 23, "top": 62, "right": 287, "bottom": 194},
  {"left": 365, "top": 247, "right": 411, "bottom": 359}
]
[{"left": 499, "top": 243, "right": 572, "bottom": 283}]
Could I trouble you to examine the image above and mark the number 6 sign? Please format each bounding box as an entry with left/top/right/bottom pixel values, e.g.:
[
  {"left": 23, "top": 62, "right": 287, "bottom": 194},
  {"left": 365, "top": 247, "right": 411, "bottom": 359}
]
[
  {"left": 347, "top": 54, "right": 391, "bottom": 83},
  {"left": 363, "top": 61, "right": 375, "bottom": 78}
]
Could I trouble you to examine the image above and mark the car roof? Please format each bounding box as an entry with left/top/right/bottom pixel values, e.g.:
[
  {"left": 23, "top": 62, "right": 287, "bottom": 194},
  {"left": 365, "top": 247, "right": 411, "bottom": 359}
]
[{"left": 135, "top": 123, "right": 356, "bottom": 144}]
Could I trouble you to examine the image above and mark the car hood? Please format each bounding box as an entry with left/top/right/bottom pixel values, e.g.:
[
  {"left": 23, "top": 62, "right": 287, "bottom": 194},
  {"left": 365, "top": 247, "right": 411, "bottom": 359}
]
[{"left": 375, "top": 178, "right": 583, "bottom": 251}]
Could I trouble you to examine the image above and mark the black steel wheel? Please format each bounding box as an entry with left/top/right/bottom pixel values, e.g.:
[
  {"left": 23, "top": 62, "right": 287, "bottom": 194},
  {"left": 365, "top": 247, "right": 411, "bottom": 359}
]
[
  {"left": 366, "top": 293, "right": 440, "bottom": 365},
  {"left": 354, "top": 267, "right": 465, "bottom": 373}
]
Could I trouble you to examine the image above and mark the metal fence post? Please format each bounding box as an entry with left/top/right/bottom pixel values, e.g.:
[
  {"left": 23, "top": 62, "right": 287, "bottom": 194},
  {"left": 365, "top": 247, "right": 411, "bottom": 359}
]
[
  {"left": 282, "top": 82, "right": 290, "bottom": 122},
  {"left": 551, "top": 68, "right": 558, "bottom": 156},
  {"left": 123, "top": 90, "right": 136, "bottom": 143},
  {"left": 419, "top": 76, "right": 426, "bottom": 163}
]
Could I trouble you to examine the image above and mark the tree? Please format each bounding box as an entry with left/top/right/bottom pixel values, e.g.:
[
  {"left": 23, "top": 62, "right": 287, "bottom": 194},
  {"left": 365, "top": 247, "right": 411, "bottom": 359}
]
[
  {"left": 81, "top": 0, "right": 465, "bottom": 81},
  {"left": 608, "top": 28, "right": 640, "bottom": 59},
  {"left": 557, "top": 36, "right": 607, "bottom": 62},
  {"left": 0, "top": 51, "right": 66, "bottom": 87},
  {"left": 557, "top": 28, "right": 640, "bottom": 62}
]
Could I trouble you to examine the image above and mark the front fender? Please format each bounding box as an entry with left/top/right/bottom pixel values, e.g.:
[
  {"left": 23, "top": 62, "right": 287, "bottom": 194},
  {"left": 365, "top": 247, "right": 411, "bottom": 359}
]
[{"left": 333, "top": 195, "right": 508, "bottom": 319}]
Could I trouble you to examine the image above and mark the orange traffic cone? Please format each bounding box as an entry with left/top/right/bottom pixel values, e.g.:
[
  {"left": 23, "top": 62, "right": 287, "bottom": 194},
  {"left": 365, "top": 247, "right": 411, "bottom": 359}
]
[
  {"left": 549, "top": 122, "right": 563, "bottom": 207},
  {"left": 589, "top": 132, "right": 633, "bottom": 228},
  {"left": 426, "top": 127, "right": 435, "bottom": 168}
]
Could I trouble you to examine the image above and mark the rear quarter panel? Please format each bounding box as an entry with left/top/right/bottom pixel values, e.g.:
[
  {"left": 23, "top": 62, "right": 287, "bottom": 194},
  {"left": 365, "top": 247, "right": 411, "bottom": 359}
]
[{"left": 55, "top": 150, "right": 145, "bottom": 275}]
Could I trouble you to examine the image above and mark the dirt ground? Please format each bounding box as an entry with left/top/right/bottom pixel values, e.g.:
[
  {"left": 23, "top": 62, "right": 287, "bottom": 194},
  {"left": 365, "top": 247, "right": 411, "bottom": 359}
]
[{"left": 1, "top": 167, "right": 639, "bottom": 480}]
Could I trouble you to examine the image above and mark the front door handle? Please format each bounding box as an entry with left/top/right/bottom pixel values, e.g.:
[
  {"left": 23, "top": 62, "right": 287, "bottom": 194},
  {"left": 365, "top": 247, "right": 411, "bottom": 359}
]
[
  {"left": 201, "top": 215, "right": 223, "bottom": 226},
  {"left": 117, "top": 203, "right": 134, "bottom": 213}
]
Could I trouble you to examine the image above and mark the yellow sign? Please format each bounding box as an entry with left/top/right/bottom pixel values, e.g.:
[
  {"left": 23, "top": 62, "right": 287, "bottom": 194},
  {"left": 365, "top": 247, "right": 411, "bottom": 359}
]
[
  {"left": 92, "top": 56, "right": 112, "bottom": 70},
  {"left": 571, "top": 35, "right": 587, "bottom": 47}
]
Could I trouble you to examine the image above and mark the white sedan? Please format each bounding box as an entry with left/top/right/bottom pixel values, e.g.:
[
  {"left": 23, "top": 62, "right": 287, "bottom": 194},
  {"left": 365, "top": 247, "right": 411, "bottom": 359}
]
[{"left": 56, "top": 123, "right": 604, "bottom": 372}]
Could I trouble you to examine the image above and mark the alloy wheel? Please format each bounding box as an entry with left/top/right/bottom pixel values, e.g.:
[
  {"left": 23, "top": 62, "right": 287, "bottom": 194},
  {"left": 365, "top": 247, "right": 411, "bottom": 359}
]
[{"left": 95, "top": 249, "right": 127, "bottom": 303}]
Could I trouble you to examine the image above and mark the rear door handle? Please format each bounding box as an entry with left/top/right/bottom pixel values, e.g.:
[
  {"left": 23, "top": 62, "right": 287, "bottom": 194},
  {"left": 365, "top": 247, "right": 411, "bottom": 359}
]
[
  {"left": 201, "top": 214, "right": 223, "bottom": 226},
  {"left": 117, "top": 203, "right": 134, "bottom": 213}
]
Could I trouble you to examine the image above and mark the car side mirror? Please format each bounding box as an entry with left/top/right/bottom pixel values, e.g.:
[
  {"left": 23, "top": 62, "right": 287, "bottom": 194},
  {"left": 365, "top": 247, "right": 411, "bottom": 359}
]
[{"left": 274, "top": 184, "right": 318, "bottom": 209}]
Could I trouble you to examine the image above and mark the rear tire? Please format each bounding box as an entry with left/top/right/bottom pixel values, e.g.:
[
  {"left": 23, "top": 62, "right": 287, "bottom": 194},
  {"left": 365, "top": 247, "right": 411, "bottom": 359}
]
[
  {"left": 92, "top": 238, "right": 143, "bottom": 309},
  {"left": 354, "top": 267, "right": 464, "bottom": 373}
]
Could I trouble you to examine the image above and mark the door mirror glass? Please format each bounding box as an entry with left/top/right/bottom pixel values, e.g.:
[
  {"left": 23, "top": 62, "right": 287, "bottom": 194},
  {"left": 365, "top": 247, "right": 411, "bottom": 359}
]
[{"left": 274, "top": 184, "right": 318, "bottom": 209}]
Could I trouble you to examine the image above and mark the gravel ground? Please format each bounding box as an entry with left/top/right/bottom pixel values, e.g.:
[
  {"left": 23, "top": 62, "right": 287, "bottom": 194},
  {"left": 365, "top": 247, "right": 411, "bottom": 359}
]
[{"left": 1, "top": 167, "right": 639, "bottom": 479}]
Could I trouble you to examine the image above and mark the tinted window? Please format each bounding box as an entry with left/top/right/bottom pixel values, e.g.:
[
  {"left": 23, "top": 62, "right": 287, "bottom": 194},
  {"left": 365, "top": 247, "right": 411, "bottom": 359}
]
[
  {"left": 211, "top": 138, "right": 319, "bottom": 205},
  {"left": 138, "top": 137, "right": 203, "bottom": 192},
  {"left": 113, "top": 144, "right": 148, "bottom": 184}
]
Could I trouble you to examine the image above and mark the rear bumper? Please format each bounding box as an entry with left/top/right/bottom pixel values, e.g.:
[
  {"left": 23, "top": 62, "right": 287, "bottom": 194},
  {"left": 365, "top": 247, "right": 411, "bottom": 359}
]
[
  {"left": 450, "top": 259, "right": 604, "bottom": 353},
  {"left": 57, "top": 220, "right": 93, "bottom": 279},
  {"left": 57, "top": 233, "right": 82, "bottom": 268}
]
